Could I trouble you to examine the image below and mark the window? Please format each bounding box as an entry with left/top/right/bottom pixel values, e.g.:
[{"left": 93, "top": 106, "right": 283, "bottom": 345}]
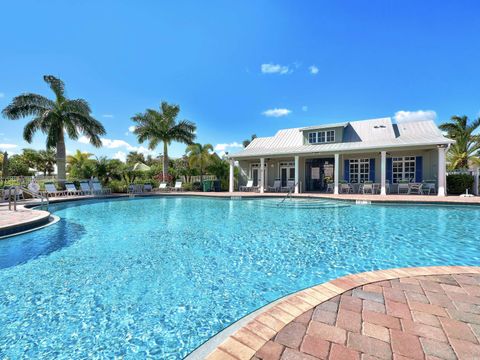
[
  {"left": 307, "top": 130, "right": 335, "bottom": 144},
  {"left": 349, "top": 159, "right": 370, "bottom": 183},
  {"left": 392, "top": 156, "right": 416, "bottom": 183}
]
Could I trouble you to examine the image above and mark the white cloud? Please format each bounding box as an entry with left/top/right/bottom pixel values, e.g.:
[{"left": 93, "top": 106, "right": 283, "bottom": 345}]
[
  {"left": 261, "top": 63, "right": 290, "bottom": 75},
  {"left": 302, "top": 106, "right": 308, "bottom": 112},
  {"left": 309, "top": 65, "right": 319, "bottom": 75},
  {"left": 0, "top": 92, "right": 4, "bottom": 98},
  {"left": 113, "top": 151, "right": 127, "bottom": 162},
  {"left": 78, "top": 135, "right": 91, "bottom": 144},
  {"left": 394, "top": 110, "right": 437, "bottom": 124},
  {"left": 128, "top": 125, "right": 136, "bottom": 133},
  {"left": 262, "top": 108, "right": 292, "bottom": 117},
  {"left": 102, "top": 114, "right": 114, "bottom": 118},
  {"left": 0, "top": 143, "right": 17, "bottom": 150},
  {"left": 214, "top": 142, "right": 242, "bottom": 152},
  {"left": 101, "top": 138, "right": 134, "bottom": 150}
]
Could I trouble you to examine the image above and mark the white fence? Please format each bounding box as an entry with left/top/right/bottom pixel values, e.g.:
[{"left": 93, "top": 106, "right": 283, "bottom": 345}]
[{"left": 180, "top": 175, "right": 217, "bottom": 183}]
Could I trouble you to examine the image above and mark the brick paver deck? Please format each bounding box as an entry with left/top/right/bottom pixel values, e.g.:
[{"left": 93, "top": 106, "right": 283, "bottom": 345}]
[{"left": 205, "top": 267, "right": 480, "bottom": 360}]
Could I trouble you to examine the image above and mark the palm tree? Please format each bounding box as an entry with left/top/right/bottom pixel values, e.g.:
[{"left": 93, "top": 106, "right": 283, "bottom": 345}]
[
  {"left": 67, "top": 150, "right": 93, "bottom": 168},
  {"left": 132, "top": 102, "right": 196, "bottom": 178},
  {"left": 38, "top": 149, "right": 56, "bottom": 176},
  {"left": 439, "top": 115, "right": 480, "bottom": 169},
  {"left": 1, "top": 75, "right": 106, "bottom": 182},
  {"left": 186, "top": 143, "right": 214, "bottom": 185}
]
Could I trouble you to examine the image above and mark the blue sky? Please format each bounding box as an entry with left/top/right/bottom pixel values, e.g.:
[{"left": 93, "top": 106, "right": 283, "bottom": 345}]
[{"left": 1, "top": 0, "right": 479, "bottom": 160}]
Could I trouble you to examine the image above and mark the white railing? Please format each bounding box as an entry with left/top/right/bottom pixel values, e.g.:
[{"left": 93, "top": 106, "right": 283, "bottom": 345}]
[
  {"left": 180, "top": 175, "right": 217, "bottom": 183},
  {"left": 3, "top": 186, "right": 49, "bottom": 211}
]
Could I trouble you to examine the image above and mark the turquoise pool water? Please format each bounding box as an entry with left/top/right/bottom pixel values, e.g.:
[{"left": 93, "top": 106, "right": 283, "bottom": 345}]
[{"left": 0, "top": 197, "right": 479, "bottom": 358}]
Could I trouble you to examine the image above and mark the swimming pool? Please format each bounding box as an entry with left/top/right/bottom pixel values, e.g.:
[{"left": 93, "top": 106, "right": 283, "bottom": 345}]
[{"left": 0, "top": 196, "right": 479, "bottom": 358}]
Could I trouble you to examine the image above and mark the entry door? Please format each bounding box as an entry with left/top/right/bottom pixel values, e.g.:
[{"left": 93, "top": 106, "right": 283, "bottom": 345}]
[
  {"left": 252, "top": 168, "right": 259, "bottom": 186},
  {"left": 280, "top": 167, "right": 295, "bottom": 187}
]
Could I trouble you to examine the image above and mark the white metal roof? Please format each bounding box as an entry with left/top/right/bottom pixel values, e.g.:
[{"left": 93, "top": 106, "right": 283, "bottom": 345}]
[{"left": 231, "top": 117, "right": 453, "bottom": 159}]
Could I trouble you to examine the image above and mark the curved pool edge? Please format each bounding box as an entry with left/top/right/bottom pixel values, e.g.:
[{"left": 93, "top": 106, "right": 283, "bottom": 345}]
[
  {"left": 192, "top": 265, "right": 480, "bottom": 360},
  {"left": 0, "top": 205, "right": 52, "bottom": 238}
]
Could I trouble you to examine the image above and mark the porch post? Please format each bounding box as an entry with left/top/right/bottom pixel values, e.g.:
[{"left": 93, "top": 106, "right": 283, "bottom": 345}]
[
  {"left": 260, "top": 157, "right": 265, "bottom": 193},
  {"left": 334, "top": 153, "right": 339, "bottom": 195},
  {"left": 380, "top": 151, "right": 387, "bottom": 195},
  {"left": 474, "top": 166, "right": 479, "bottom": 196},
  {"left": 229, "top": 159, "right": 234, "bottom": 193},
  {"left": 294, "top": 155, "right": 299, "bottom": 194},
  {"left": 437, "top": 145, "right": 447, "bottom": 196}
]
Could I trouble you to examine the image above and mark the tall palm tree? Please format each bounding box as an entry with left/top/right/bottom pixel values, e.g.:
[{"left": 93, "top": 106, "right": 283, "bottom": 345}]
[
  {"left": 439, "top": 115, "right": 480, "bottom": 169},
  {"left": 132, "top": 102, "right": 196, "bottom": 178},
  {"left": 1, "top": 75, "right": 106, "bottom": 182},
  {"left": 186, "top": 143, "right": 214, "bottom": 184}
]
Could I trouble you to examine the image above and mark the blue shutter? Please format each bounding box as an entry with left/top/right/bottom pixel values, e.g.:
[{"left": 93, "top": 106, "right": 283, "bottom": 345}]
[
  {"left": 344, "top": 159, "right": 350, "bottom": 181},
  {"left": 386, "top": 158, "right": 393, "bottom": 183},
  {"left": 415, "top": 156, "right": 423, "bottom": 182},
  {"left": 369, "top": 158, "right": 375, "bottom": 182}
]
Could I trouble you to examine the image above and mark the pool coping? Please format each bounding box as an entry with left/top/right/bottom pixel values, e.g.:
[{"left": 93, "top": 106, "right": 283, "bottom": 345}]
[{"left": 190, "top": 265, "right": 480, "bottom": 360}]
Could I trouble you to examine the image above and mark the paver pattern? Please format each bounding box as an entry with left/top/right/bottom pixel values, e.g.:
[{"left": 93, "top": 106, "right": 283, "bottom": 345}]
[{"left": 252, "top": 274, "right": 480, "bottom": 360}]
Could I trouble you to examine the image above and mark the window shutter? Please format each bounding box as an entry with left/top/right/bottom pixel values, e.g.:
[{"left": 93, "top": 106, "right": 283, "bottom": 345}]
[
  {"left": 386, "top": 158, "right": 393, "bottom": 183},
  {"left": 415, "top": 156, "right": 423, "bottom": 182},
  {"left": 369, "top": 158, "right": 375, "bottom": 182},
  {"left": 344, "top": 159, "right": 350, "bottom": 181}
]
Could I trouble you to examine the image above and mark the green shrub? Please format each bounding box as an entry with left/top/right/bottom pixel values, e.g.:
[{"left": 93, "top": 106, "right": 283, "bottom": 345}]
[
  {"left": 192, "top": 182, "right": 202, "bottom": 191},
  {"left": 447, "top": 174, "right": 474, "bottom": 195},
  {"left": 109, "top": 180, "right": 127, "bottom": 193},
  {"left": 182, "top": 182, "right": 193, "bottom": 191}
]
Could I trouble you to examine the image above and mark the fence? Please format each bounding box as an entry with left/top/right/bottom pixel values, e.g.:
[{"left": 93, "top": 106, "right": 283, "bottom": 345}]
[{"left": 180, "top": 175, "right": 217, "bottom": 183}]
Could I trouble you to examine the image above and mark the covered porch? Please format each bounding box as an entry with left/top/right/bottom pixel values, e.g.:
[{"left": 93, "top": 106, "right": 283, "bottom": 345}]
[{"left": 228, "top": 145, "right": 448, "bottom": 196}]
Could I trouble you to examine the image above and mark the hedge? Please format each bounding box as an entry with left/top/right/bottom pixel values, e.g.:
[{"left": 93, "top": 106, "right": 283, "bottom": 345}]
[{"left": 446, "top": 174, "right": 474, "bottom": 195}]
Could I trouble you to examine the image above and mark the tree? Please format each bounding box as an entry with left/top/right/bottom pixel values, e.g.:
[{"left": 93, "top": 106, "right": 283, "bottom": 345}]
[
  {"left": 7, "top": 155, "right": 31, "bottom": 176},
  {"left": 439, "top": 115, "right": 480, "bottom": 169},
  {"left": 242, "top": 134, "right": 257, "bottom": 148},
  {"left": 37, "top": 149, "right": 56, "bottom": 175},
  {"left": 186, "top": 143, "right": 214, "bottom": 184},
  {"left": 132, "top": 101, "right": 196, "bottom": 178},
  {"left": 1, "top": 75, "right": 106, "bottom": 182},
  {"left": 67, "top": 150, "right": 95, "bottom": 179},
  {"left": 126, "top": 151, "right": 146, "bottom": 164}
]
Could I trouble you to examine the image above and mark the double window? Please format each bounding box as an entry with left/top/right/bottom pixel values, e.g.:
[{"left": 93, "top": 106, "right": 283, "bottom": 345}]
[
  {"left": 308, "top": 130, "right": 335, "bottom": 144},
  {"left": 349, "top": 159, "right": 370, "bottom": 183},
  {"left": 392, "top": 156, "right": 416, "bottom": 183}
]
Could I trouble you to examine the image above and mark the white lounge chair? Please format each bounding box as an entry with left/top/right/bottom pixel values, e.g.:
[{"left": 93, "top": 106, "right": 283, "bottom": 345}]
[
  {"left": 408, "top": 183, "right": 423, "bottom": 195},
  {"left": 65, "top": 182, "right": 82, "bottom": 196},
  {"left": 281, "top": 180, "right": 295, "bottom": 192},
  {"left": 155, "top": 183, "right": 169, "bottom": 192},
  {"left": 171, "top": 181, "right": 183, "bottom": 192},
  {"left": 240, "top": 180, "right": 256, "bottom": 192},
  {"left": 92, "top": 181, "right": 111, "bottom": 195},
  {"left": 42, "top": 183, "right": 66, "bottom": 197},
  {"left": 80, "top": 181, "right": 92, "bottom": 195},
  {"left": 267, "top": 180, "right": 281, "bottom": 192}
]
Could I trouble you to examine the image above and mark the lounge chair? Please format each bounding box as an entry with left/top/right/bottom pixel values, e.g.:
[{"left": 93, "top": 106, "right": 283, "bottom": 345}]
[
  {"left": 397, "top": 181, "right": 410, "bottom": 194},
  {"left": 65, "top": 182, "right": 82, "bottom": 196},
  {"left": 408, "top": 183, "right": 423, "bottom": 195},
  {"left": 143, "top": 183, "right": 153, "bottom": 192},
  {"left": 92, "top": 181, "right": 111, "bottom": 195},
  {"left": 155, "top": 183, "right": 169, "bottom": 192},
  {"left": 80, "top": 181, "right": 92, "bottom": 195},
  {"left": 281, "top": 180, "right": 295, "bottom": 192},
  {"left": 240, "top": 180, "right": 257, "bottom": 192},
  {"left": 128, "top": 184, "right": 143, "bottom": 194},
  {"left": 267, "top": 180, "right": 281, "bottom": 192},
  {"left": 362, "top": 182, "right": 374, "bottom": 194},
  {"left": 170, "top": 181, "right": 183, "bottom": 192},
  {"left": 2, "top": 186, "right": 24, "bottom": 201},
  {"left": 42, "top": 183, "right": 66, "bottom": 197}
]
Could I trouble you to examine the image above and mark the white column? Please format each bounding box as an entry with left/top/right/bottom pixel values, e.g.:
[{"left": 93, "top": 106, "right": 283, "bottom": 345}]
[
  {"left": 474, "top": 167, "right": 479, "bottom": 196},
  {"left": 229, "top": 160, "right": 234, "bottom": 193},
  {"left": 380, "top": 151, "right": 387, "bottom": 195},
  {"left": 260, "top": 157, "right": 265, "bottom": 193},
  {"left": 334, "top": 153, "right": 339, "bottom": 195},
  {"left": 294, "top": 156, "right": 299, "bottom": 194},
  {"left": 437, "top": 146, "right": 447, "bottom": 196}
]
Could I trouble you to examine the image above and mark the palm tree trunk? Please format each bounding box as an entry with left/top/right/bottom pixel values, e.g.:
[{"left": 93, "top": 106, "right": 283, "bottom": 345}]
[
  {"left": 163, "top": 142, "right": 169, "bottom": 179},
  {"left": 57, "top": 130, "right": 66, "bottom": 184}
]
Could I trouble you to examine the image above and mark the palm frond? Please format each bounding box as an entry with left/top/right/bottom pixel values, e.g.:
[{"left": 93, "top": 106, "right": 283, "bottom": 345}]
[
  {"left": 43, "top": 75, "right": 65, "bottom": 101},
  {"left": 2, "top": 93, "right": 54, "bottom": 119}
]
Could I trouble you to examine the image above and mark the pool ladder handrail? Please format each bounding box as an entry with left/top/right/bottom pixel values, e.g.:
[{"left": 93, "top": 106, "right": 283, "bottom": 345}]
[
  {"left": 278, "top": 181, "right": 300, "bottom": 206},
  {"left": 6, "top": 186, "right": 49, "bottom": 211}
]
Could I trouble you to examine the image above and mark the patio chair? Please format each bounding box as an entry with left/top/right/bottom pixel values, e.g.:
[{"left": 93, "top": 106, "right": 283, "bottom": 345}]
[
  {"left": 267, "top": 180, "right": 281, "bottom": 192},
  {"left": 92, "top": 181, "right": 111, "bottom": 195},
  {"left": 155, "top": 182, "right": 169, "bottom": 192},
  {"left": 240, "top": 180, "right": 255, "bottom": 192},
  {"left": 65, "top": 182, "right": 82, "bottom": 196},
  {"left": 2, "top": 186, "right": 24, "bottom": 201},
  {"left": 422, "top": 181, "right": 436, "bottom": 195},
  {"left": 80, "top": 181, "right": 92, "bottom": 195},
  {"left": 170, "top": 181, "right": 183, "bottom": 192},
  {"left": 281, "top": 180, "right": 295, "bottom": 192},
  {"left": 408, "top": 183, "right": 423, "bottom": 195},
  {"left": 362, "top": 182, "right": 374, "bottom": 194},
  {"left": 42, "top": 183, "right": 66, "bottom": 197},
  {"left": 340, "top": 182, "right": 353, "bottom": 194},
  {"left": 143, "top": 183, "right": 153, "bottom": 192},
  {"left": 397, "top": 181, "right": 410, "bottom": 194},
  {"left": 326, "top": 182, "right": 334, "bottom": 193}
]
